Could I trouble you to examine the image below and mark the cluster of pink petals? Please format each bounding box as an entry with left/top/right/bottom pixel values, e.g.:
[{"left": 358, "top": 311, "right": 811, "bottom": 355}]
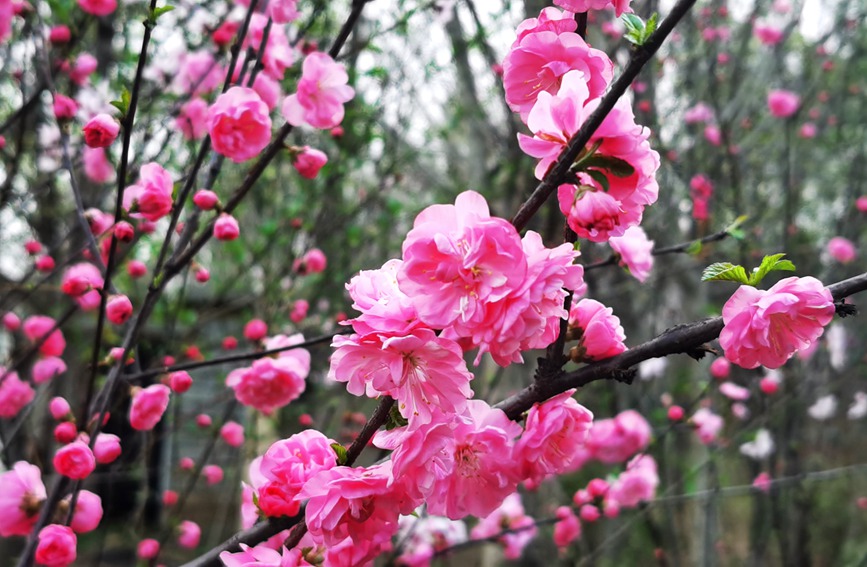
[
  {"left": 609, "top": 226, "right": 654, "bottom": 282},
  {"left": 503, "top": 11, "right": 612, "bottom": 120},
  {"left": 719, "top": 276, "right": 835, "bottom": 369},
  {"left": 689, "top": 174, "right": 714, "bottom": 221},
  {"left": 282, "top": 52, "right": 355, "bottom": 129},
  {"left": 61, "top": 263, "right": 103, "bottom": 310},
  {"left": 268, "top": 0, "right": 299, "bottom": 24},
  {"left": 470, "top": 492, "right": 537, "bottom": 560},
  {"left": 554, "top": 0, "right": 632, "bottom": 16},
  {"left": 606, "top": 454, "right": 658, "bottom": 508},
  {"left": 827, "top": 236, "right": 856, "bottom": 263},
  {"left": 176, "top": 98, "right": 209, "bottom": 140},
  {"left": 583, "top": 409, "right": 650, "bottom": 464},
  {"left": 395, "top": 515, "right": 468, "bottom": 567},
  {"left": 243, "top": 15, "right": 295, "bottom": 81},
  {"left": 36, "top": 524, "right": 77, "bottom": 567},
  {"left": 0, "top": 461, "right": 46, "bottom": 536},
  {"left": 767, "top": 89, "right": 800, "bottom": 118},
  {"left": 129, "top": 384, "right": 171, "bottom": 431},
  {"left": 0, "top": 369, "right": 35, "bottom": 418},
  {"left": 753, "top": 20, "right": 784, "bottom": 45},
  {"left": 23, "top": 315, "right": 66, "bottom": 357},
  {"left": 122, "top": 162, "right": 174, "bottom": 222},
  {"left": 691, "top": 407, "right": 724, "bottom": 444},
  {"left": 226, "top": 334, "right": 310, "bottom": 414},
  {"left": 172, "top": 51, "right": 224, "bottom": 96},
  {"left": 684, "top": 102, "right": 715, "bottom": 124},
  {"left": 569, "top": 298, "right": 627, "bottom": 361},
  {"left": 208, "top": 87, "right": 272, "bottom": 163},
  {"left": 0, "top": 0, "right": 12, "bottom": 44}
]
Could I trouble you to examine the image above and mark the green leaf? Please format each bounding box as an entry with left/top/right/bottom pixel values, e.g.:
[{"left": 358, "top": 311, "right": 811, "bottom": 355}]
[
  {"left": 152, "top": 4, "right": 175, "bottom": 19},
  {"left": 581, "top": 155, "right": 635, "bottom": 178},
  {"left": 385, "top": 404, "right": 408, "bottom": 430},
  {"left": 330, "top": 443, "right": 348, "bottom": 465},
  {"left": 645, "top": 13, "right": 659, "bottom": 36},
  {"left": 748, "top": 253, "right": 796, "bottom": 286},
  {"left": 621, "top": 13, "right": 645, "bottom": 35},
  {"left": 685, "top": 240, "right": 702, "bottom": 256},
  {"left": 110, "top": 88, "right": 131, "bottom": 117},
  {"left": 701, "top": 262, "right": 750, "bottom": 284},
  {"left": 585, "top": 168, "right": 610, "bottom": 192}
]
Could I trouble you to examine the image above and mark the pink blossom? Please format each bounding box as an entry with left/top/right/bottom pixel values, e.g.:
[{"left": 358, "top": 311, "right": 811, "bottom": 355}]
[
  {"left": 243, "top": 14, "right": 295, "bottom": 80},
  {"left": 176, "top": 520, "right": 201, "bottom": 549},
  {"left": 691, "top": 408, "right": 724, "bottom": 444},
  {"left": 0, "top": 369, "right": 34, "bottom": 418},
  {"left": 173, "top": 51, "right": 223, "bottom": 96},
  {"left": 719, "top": 381, "right": 751, "bottom": 401},
  {"left": 203, "top": 464, "right": 223, "bottom": 485},
  {"left": 83, "top": 147, "right": 113, "bottom": 183},
  {"left": 568, "top": 298, "right": 627, "bottom": 361},
  {"left": 0, "top": 0, "right": 12, "bottom": 43},
  {"left": 553, "top": 506, "right": 581, "bottom": 549},
  {"left": 704, "top": 124, "right": 722, "bottom": 145},
  {"left": 607, "top": 454, "right": 658, "bottom": 508},
  {"left": 122, "top": 162, "right": 174, "bottom": 222},
  {"left": 282, "top": 52, "right": 355, "bottom": 129},
  {"left": 35, "top": 256, "right": 56, "bottom": 272},
  {"left": 720, "top": 276, "right": 835, "bottom": 369},
  {"left": 220, "top": 543, "right": 298, "bottom": 567},
  {"left": 3, "top": 312, "right": 20, "bottom": 331},
  {"left": 54, "top": 422, "right": 77, "bottom": 444},
  {"left": 689, "top": 174, "right": 714, "bottom": 221},
  {"left": 767, "top": 89, "right": 800, "bottom": 118},
  {"left": 52, "top": 94, "right": 78, "bottom": 120},
  {"left": 0, "top": 461, "right": 46, "bottom": 536},
  {"left": 196, "top": 414, "right": 212, "bottom": 428},
  {"left": 93, "top": 433, "right": 121, "bottom": 464},
  {"left": 49, "top": 397, "right": 71, "bottom": 420},
  {"left": 580, "top": 505, "right": 600, "bottom": 522},
  {"left": 77, "top": 0, "right": 115, "bottom": 15},
  {"left": 213, "top": 213, "right": 240, "bottom": 241},
  {"left": 668, "top": 405, "right": 684, "bottom": 421},
  {"left": 220, "top": 421, "right": 244, "bottom": 447},
  {"left": 710, "top": 357, "right": 730, "bottom": 379},
  {"left": 127, "top": 260, "right": 147, "bottom": 278},
  {"left": 268, "top": 0, "right": 298, "bottom": 23},
  {"left": 113, "top": 221, "right": 134, "bottom": 242},
  {"left": 32, "top": 357, "right": 67, "bottom": 384},
  {"left": 856, "top": 196, "right": 867, "bottom": 212},
  {"left": 36, "top": 524, "right": 77, "bottom": 567},
  {"left": 513, "top": 8, "right": 578, "bottom": 42},
  {"left": 289, "top": 299, "right": 309, "bottom": 323},
  {"left": 753, "top": 472, "right": 772, "bottom": 492},
  {"left": 129, "top": 384, "right": 171, "bottom": 430},
  {"left": 329, "top": 328, "right": 473, "bottom": 426},
  {"left": 799, "top": 122, "right": 817, "bottom": 138},
  {"left": 175, "top": 98, "right": 209, "bottom": 140},
  {"left": 61, "top": 263, "right": 103, "bottom": 310},
  {"left": 293, "top": 146, "right": 328, "bottom": 179},
  {"left": 584, "top": 409, "right": 651, "bottom": 464},
  {"left": 137, "top": 538, "right": 160, "bottom": 560},
  {"left": 344, "top": 259, "right": 420, "bottom": 336},
  {"left": 554, "top": 0, "right": 632, "bottom": 16},
  {"left": 49, "top": 25, "right": 71, "bottom": 44},
  {"left": 53, "top": 441, "right": 96, "bottom": 479},
  {"left": 243, "top": 319, "right": 268, "bottom": 341},
  {"left": 65, "top": 490, "right": 102, "bottom": 533},
  {"left": 69, "top": 53, "right": 97, "bottom": 86},
  {"left": 827, "top": 236, "right": 856, "bottom": 263},
  {"left": 470, "top": 492, "right": 537, "bottom": 560},
  {"left": 225, "top": 355, "right": 307, "bottom": 415},
  {"left": 609, "top": 226, "right": 654, "bottom": 282},
  {"left": 106, "top": 294, "right": 133, "bottom": 325},
  {"left": 82, "top": 114, "right": 119, "bottom": 148},
  {"left": 169, "top": 371, "right": 193, "bottom": 394},
  {"left": 251, "top": 74, "right": 282, "bottom": 111},
  {"left": 192, "top": 189, "right": 219, "bottom": 211},
  {"left": 753, "top": 21, "right": 784, "bottom": 45},
  {"left": 516, "top": 389, "right": 593, "bottom": 486},
  {"left": 208, "top": 87, "right": 272, "bottom": 163},
  {"left": 179, "top": 457, "right": 194, "bottom": 470},
  {"left": 503, "top": 25, "right": 612, "bottom": 120},
  {"left": 162, "top": 490, "right": 178, "bottom": 506},
  {"left": 23, "top": 315, "right": 66, "bottom": 356}
]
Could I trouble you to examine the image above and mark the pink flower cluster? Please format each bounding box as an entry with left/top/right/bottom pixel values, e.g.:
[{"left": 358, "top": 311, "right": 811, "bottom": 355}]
[{"left": 225, "top": 334, "right": 310, "bottom": 414}]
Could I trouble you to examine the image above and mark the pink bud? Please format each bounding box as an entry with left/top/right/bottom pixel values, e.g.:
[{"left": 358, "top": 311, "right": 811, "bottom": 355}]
[
  {"left": 194, "top": 267, "right": 210, "bottom": 283},
  {"left": 759, "top": 377, "right": 779, "bottom": 395},
  {"left": 36, "top": 525, "right": 77, "bottom": 567},
  {"left": 604, "top": 500, "right": 620, "bottom": 518},
  {"left": 289, "top": 299, "right": 309, "bottom": 323},
  {"left": 82, "top": 114, "right": 120, "bottom": 148},
  {"left": 3, "top": 312, "right": 21, "bottom": 331},
  {"left": 49, "top": 25, "right": 71, "bottom": 44},
  {"left": 857, "top": 497, "right": 867, "bottom": 510},
  {"left": 24, "top": 240, "right": 43, "bottom": 255},
  {"left": 53, "top": 94, "right": 78, "bottom": 120},
  {"left": 114, "top": 221, "right": 134, "bottom": 242},
  {"left": 668, "top": 405, "right": 685, "bottom": 421},
  {"left": 49, "top": 397, "right": 72, "bottom": 420},
  {"left": 109, "top": 347, "right": 130, "bottom": 363},
  {"left": 33, "top": 356, "right": 67, "bottom": 384},
  {"left": 54, "top": 422, "right": 78, "bottom": 444},
  {"left": 203, "top": 464, "right": 223, "bottom": 485},
  {"left": 193, "top": 189, "right": 219, "bottom": 210},
  {"left": 169, "top": 371, "right": 193, "bottom": 394},
  {"left": 196, "top": 414, "right": 212, "bottom": 428},
  {"left": 768, "top": 89, "right": 800, "bottom": 118},
  {"left": 587, "top": 478, "right": 609, "bottom": 498},
  {"left": 292, "top": 147, "right": 328, "bottom": 179},
  {"left": 129, "top": 384, "right": 171, "bottom": 431},
  {"left": 709, "top": 358, "right": 730, "bottom": 379},
  {"left": 179, "top": 457, "right": 195, "bottom": 471},
  {"left": 163, "top": 355, "right": 176, "bottom": 366},
  {"left": 330, "top": 126, "right": 344, "bottom": 138},
  {"left": 580, "top": 505, "right": 600, "bottom": 523},
  {"left": 137, "top": 538, "right": 160, "bottom": 560},
  {"left": 222, "top": 336, "right": 238, "bottom": 350},
  {"left": 93, "top": 433, "right": 121, "bottom": 464},
  {"left": 138, "top": 220, "right": 157, "bottom": 234},
  {"left": 243, "top": 319, "right": 267, "bottom": 341},
  {"left": 36, "top": 255, "right": 56, "bottom": 272},
  {"left": 213, "top": 213, "right": 239, "bottom": 241},
  {"left": 177, "top": 520, "right": 201, "bottom": 549},
  {"left": 127, "top": 260, "right": 147, "bottom": 278},
  {"left": 53, "top": 441, "right": 96, "bottom": 479},
  {"left": 219, "top": 421, "right": 244, "bottom": 447},
  {"left": 162, "top": 490, "right": 178, "bottom": 506},
  {"left": 573, "top": 489, "right": 591, "bottom": 507},
  {"left": 106, "top": 295, "right": 133, "bottom": 325},
  {"left": 185, "top": 345, "right": 203, "bottom": 360},
  {"left": 298, "top": 413, "right": 313, "bottom": 426}
]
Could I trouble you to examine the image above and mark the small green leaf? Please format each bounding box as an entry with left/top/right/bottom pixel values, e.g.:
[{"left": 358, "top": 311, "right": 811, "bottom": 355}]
[
  {"left": 749, "top": 253, "right": 796, "bottom": 286},
  {"left": 386, "top": 404, "right": 408, "bottom": 430},
  {"left": 621, "top": 13, "right": 645, "bottom": 34},
  {"left": 581, "top": 155, "right": 635, "bottom": 177},
  {"left": 110, "top": 88, "right": 131, "bottom": 117},
  {"left": 152, "top": 4, "right": 174, "bottom": 18},
  {"left": 645, "top": 13, "right": 659, "bottom": 36},
  {"left": 330, "top": 443, "right": 348, "bottom": 465},
  {"left": 585, "top": 168, "right": 610, "bottom": 192},
  {"left": 728, "top": 228, "right": 746, "bottom": 240},
  {"left": 701, "top": 262, "right": 750, "bottom": 284},
  {"left": 685, "top": 240, "right": 703, "bottom": 256}
]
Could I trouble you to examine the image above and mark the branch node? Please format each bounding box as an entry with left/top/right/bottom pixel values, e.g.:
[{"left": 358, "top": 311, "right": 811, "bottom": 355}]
[{"left": 835, "top": 300, "right": 858, "bottom": 318}]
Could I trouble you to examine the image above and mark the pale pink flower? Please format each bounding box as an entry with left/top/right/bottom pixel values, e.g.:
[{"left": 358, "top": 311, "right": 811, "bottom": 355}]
[
  {"left": 691, "top": 407, "right": 724, "bottom": 444},
  {"left": 799, "top": 122, "right": 817, "bottom": 138},
  {"left": 0, "top": 368, "right": 35, "bottom": 418},
  {"left": 202, "top": 464, "right": 223, "bottom": 485},
  {"left": 251, "top": 74, "right": 282, "bottom": 111},
  {"left": 719, "top": 381, "right": 751, "bottom": 401},
  {"left": 23, "top": 315, "right": 66, "bottom": 356},
  {"left": 36, "top": 524, "right": 77, "bottom": 567},
  {"left": 293, "top": 147, "right": 328, "bottom": 179},
  {"left": 753, "top": 20, "right": 784, "bottom": 45},
  {"left": 53, "top": 441, "right": 96, "bottom": 479},
  {"left": 345, "top": 259, "right": 421, "bottom": 336},
  {"left": 225, "top": 356, "right": 307, "bottom": 415},
  {"left": 827, "top": 236, "right": 856, "bottom": 263},
  {"left": 69, "top": 53, "right": 97, "bottom": 86},
  {"left": 268, "top": 0, "right": 298, "bottom": 23},
  {"left": 607, "top": 454, "right": 658, "bottom": 508},
  {"left": 513, "top": 7, "right": 577, "bottom": 42},
  {"left": 208, "top": 87, "right": 272, "bottom": 163},
  {"left": 61, "top": 263, "right": 103, "bottom": 310},
  {"left": 65, "top": 490, "right": 102, "bottom": 533},
  {"left": 553, "top": 506, "right": 581, "bottom": 549},
  {"left": 83, "top": 114, "right": 119, "bottom": 148},
  {"left": 122, "top": 162, "right": 174, "bottom": 222},
  {"left": 52, "top": 94, "right": 78, "bottom": 120},
  {"left": 177, "top": 520, "right": 201, "bottom": 549},
  {"left": 516, "top": 389, "right": 593, "bottom": 486},
  {"left": 220, "top": 421, "right": 244, "bottom": 447},
  {"left": 282, "top": 52, "right": 355, "bottom": 129},
  {"left": 0, "top": 461, "right": 46, "bottom": 536},
  {"left": 172, "top": 50, "right": 224, "bottom": 96},
  {"left": 569, "top": 298, "right": 627, "bottom": 361},
  {"left": 584, "top": 409, "right": 651, "bottom": 464},
  {"left": 684, "top": 102, "right": 715, "bottom": 124},
  {"left": 609, "top": 226, "right": 654, "bottom": 282},
  {"left": 767, "top": 89, "right": 800, "bottom": 118},
  {"left": 83, "top": 147, "right": 113, "bottom": 183},
  {"left": 243, "top": 14, "right": 294, "bottom": 80},
  {"left": 470, "top": 492, "right": 537, "bottom": 560},
  {"left": 175, "top": 98, "right": 209, "bottom": 140},
  {"left": 554, "top": 0, "right": 632, "bottom": 16},
  {"left": 704, "top": 124, "right": 722, "bottom": 145},
  {"left": 220, "top": 543, "right": 299, "bottom": 567},
  {"left": 719, "top": 276, "right": 835, "bottom": 369},
  {"left": 32, "top": 357, "right": 67, "bottom": 384},
  {"left": 129, "top": 384, "right": 171, "bottom": 431},
  {"left": 503, "top": 25, "right": 612, "bottom": 120}
]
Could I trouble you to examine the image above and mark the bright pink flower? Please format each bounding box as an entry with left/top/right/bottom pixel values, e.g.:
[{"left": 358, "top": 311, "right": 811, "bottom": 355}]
[
  {"left": 192, "top": 189, "right": 218, "bottom": 211},
  {"left": 268, "top": 0, "right": 298, "bottom": 23},
  {"left": 82, "top": 114, "right": 119, "bottom": 148},
  {"left": 53, "top": 441, "right": 96, "bottom": 479},
  {"left": 93, "top": 433, "right": 121, "bottom": 464},
  {"left": 580, "top": 505, "right": 600, "bottom": 522},
  {"left": 32, "top": 357, "right": 67, "bottom": 384},
  {"left": 213, "top": 213, "right": 240, "bottom": 241},
  {"left": 243, "top": 319, "right": 268, "bottom": 341},
  {"left": 49, "top": 397, "right": 71, "bottom": 420},
  {"left": 584, "top": 409, "right": 651, "bottom": 464},
  {"left": 767, "top": 89, "right": 800, "bottom": 118},
  {"left": 162, "top": 490, "right": 178, "bottom": 506},
  {"left": 220, "top": 421, "right": 244, "bottom": 447},
  {"left": 127, "top": 260, "right": 147, "bottom": 279},
  {"left": 607, "top": 454, "right": 658, "bottom": 508},
  {"left": 129, "top": 384, "right": 171, "bottom": 431},
  {"left": 106, "top": 294, "right": 133, "bottom": 325},
  {"left": 208, "top": 87, "right": 272, "bottom": 163},
  {"left": 856, "top": 196, "right": 867, "bottom": 212},
  {"left": 553, "top": 506, "right": 581, "bottom": 549},
  {"left": 609, "top": 226, "right": 654, "bottom": 282},
  {"left": 0, "top": 0, "right": 13, "bottom": 43},
  {"left": 61, "top": 263, "right": 103, "bottom": 310},
  {"left": 77, "top": 0, "right": 115, "bottom": 15},
  {"left": 753, "top": 21, "right": 784, "bottom": 45},
  {"left": 329, "top": 328, "right": 472, "bottom": 426},
  {"left": 719, "top": 381, "right": 751, "bottom": 401},
  {"left": 516, "top": 389, "right": 593, "bottom": 486},
  {"left": 691, "top": 408, "right": 724, "bottom": 444},
  {"left": 122, "top": 162, "right": 174, "bottom": 222},
  {"left": 503, "top": 24, "right": 612, "bottom": 120},
  {"left": 169, "top": 371, "right": 193, "bottom": 394},
  {"left": 52, "top": 94, "right": 78, "bottom": 120},
  {"left": 0, "top": 461, "right": 46, "bottom": 536},
  {"left": 0, "top": 369, "right": 34, "bottom": 418},
  {"left": 298, "top": 248, "right": 327, "bottom": 274},
  {"left": 282, "top": 52, "right": 355, "bottom": 129},
  {"left": 225, "top": 355, "right": 308, "bottom": 415},
  {"left": 137, "top": 538, "right": 159, "bottom": 560},
  {"left": 23, "top": 315, "right": 66, "bottom": 356},
  {"left": 36, "top": 524, "right": 76, "bottom": 567},
  {"left": 293, "top": 146, "right": 328, "bottom": 179},
  {"left": 760, "top": 375, "right": 780, "bottom": 395},
  {"left": 289, "top": 299, "right": 309, "bottom": 323},
  {"left": 177, "top": 520, "right": 201, "bottom": 549},
  {"left": 470, "top": 492, "right": 537, "bottom": 560},
  {"left": 684, "top": 103, "right": 714, "bottom": 124},
  {"left": 668, "top": 405, "right": 684, "bottom": 421},
  {"left": 113, "top": 221, "right": 134, "bottom": 242},
  {"left": 65, "top": 490, "right": 102, "bottom": 533},
  {"left": 82, "top": 146, "right": 113, "bottom": 183},
  {"left": 220, "top": 543, "right": 299, "bottom": 567},
  {"left": 49, "top": 25, "right": 70, "bottom": 44},
  {"left": 243, "top": 14, "right": 295, "bottom": 80},
  {"left": 827, "top": 236, "right": 856, "bottom": 263},
  {"left": 710, "top": 357, "right": 730, "bottom": 379},
  {"left": 569, "top": 298, "right": 627, "bottom": 361},
  {"left": 719, "top": 276, "right": 835, "bottom": 369},
  {"left": 175, "top": 98, "right": 210, "bottom": 140},
  {"left": 203, "top": 464, "right": 223, "bottom": 485},
  {"left": 554, "top": 0, "right": 632, "bottom": 16}
]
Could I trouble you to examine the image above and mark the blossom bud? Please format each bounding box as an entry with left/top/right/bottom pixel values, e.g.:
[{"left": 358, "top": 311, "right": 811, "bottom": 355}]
[
  {"left": 213, "top": 213, "right": 239, "bottom": 241},
  {"left": 163, "top": 490, "right": 178, "bottom": 506},
  {"left": 169, "top": 371, "right": 193, "bottom": 394},
  {"left": 53, "top": 441, "right": 96, "bottom": 479},
  {"left": 203, "top": 464, "right": 223, "bottom": 485},
  {"left": 222, "top": 336, "right": 238, "bottom": 350},
  {"left": 219, "top": 421, "right": 244, "bottom": 447},
  {"left": 137, "top": 539, "right": 160, "bottom": 560},
  {"left": 49, "top": 26, "right": 71, "bottom": 44},
  {"left": 82, "top": 114, "right": 120, "bottom": 148},
  {"left": 194, "top": 267, "right": 210, "bottom": 283},
  {"left": 113, "top": 221, "right": 134, "bottom": 242},
  {"left": 93, "top": 433, "right": 121, "bottom": 464},
  {"left": 127, "top": 260, "right": 147, "bottom": 278},
  {"left": 292, "top": 147, "right": 328, "bottom": 179},
  {"left": 49, "top": 397, "right": 72, "bottom": 420},
  {"left": 54, "top": 422, "right": 78, "bottom": 444},
  {"left": 243, "top": 319, "right": 267, "bottom": 341},
  {"left": 36, "top": 255, "right": 56, "bottom": 272},
  {"left": 179, "top": 457, "right": 194, "bottom": 470},
  {"left": 196, "top": 414, "right": 212, "bottom": 428},
  {"left": 24, "top": 240, "right": 42, "bottom": 255},
  {"left": 53, "top": 94, "right": 78, "bottom": 120},
  {"left": 668, "top": 405, "right": 685, "bottom": 421},
  {"left": 106, "top": 295, "right": 133, "bottom": 325},
  {"left": 580, "top": 505, "right": 600, "bottom": 522},
  {"left": 3, "top": 312, "right": 21, "bottom": 331},
  {"left": 193, "top": 189, "right": 219, "bottom": 210}
]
